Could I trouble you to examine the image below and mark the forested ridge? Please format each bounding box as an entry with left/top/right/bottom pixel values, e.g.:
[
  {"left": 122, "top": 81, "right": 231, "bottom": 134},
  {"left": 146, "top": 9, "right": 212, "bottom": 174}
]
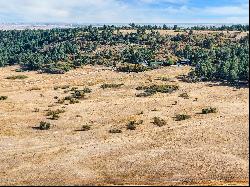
[{"left": 0, "top": 24, "right": 249, "bottom": 83}]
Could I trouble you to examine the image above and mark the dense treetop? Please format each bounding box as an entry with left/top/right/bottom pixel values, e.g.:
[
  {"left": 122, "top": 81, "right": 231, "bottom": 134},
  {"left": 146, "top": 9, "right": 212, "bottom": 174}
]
[{"left": 0, "top": 24, "right": 249, "bottom": 83}]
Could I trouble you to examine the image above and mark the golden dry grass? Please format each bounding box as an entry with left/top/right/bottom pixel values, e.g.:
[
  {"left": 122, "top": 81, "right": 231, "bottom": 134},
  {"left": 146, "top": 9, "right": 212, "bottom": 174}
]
[{"left": 0, "top": 65, "right": 248, "bottom": 186}]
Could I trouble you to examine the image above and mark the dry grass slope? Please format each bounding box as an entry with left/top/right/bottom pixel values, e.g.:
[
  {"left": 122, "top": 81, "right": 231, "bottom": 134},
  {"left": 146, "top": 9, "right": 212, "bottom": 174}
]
[{"left": 0, "top": 65, "right": 248, "bottom": 186}]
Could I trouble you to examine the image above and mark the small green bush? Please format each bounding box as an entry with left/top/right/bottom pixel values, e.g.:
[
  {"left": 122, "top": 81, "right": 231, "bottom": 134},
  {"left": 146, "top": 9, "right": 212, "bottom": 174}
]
[
  {"left": 46, "top": 109, "right": 65, "bottom": 116},
  {"left": 39, "top": 121, "right": 51, "bottom": 130},
  {"left": 6, "top": 75, "right": 28, "bottom": 80},
  {"left": 101, "top": 83, "right": 124, "bottom": 89},
  {"left": 202, "top": 107, "right": 217, "bottom": 114},
  {"left": 136, "top": 84, "right": 179, "bottom": 97},
  {"left": 0, "top": 96, "right": 8, "bottom": 100},
  {"left": 69, "top": 98, "right": 80, "bottom": 104},
  {"left": 156, "top": 76, "right": 170, "bottom": 81},
  {"left": 175, "top": 114, "right": 191, "bottom": 121},
  {"left": 109, "top": 128, "right": 122, "bottom": 133},
  {"left": 28, "top": 87, "right": 41, "bottom": 91},
  {"left": 116, "top": 63, "right": 149, "bottom": 73},
  {"left": 179, "top": 93, "right": 189, "bottom": 99},
  {"left": 81, "top": 125, "right": 91, "bottom": 131},
  {"left": 50, "top": 113, "right": 60, "bottom": 120},
  {"left": 54, "top": 85, "right": 70, "bottom": 90},
  {"left": 126, "top": 121, "right": 137, "bottom": 130},
  {"left": 152, "top": 117, "right": 166, "bottom": 127}
]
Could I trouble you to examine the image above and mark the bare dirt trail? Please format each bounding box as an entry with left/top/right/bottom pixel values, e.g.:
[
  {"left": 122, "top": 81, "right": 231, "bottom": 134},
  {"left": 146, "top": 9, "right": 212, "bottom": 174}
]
[{"left": 0, "top": 65, "right": 248, "bottom": 186}]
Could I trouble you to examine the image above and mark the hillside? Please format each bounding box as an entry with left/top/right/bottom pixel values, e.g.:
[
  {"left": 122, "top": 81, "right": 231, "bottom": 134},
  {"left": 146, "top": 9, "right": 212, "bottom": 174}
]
[{"left": 0, "top": 65, "right": 248, "bottom": 186}]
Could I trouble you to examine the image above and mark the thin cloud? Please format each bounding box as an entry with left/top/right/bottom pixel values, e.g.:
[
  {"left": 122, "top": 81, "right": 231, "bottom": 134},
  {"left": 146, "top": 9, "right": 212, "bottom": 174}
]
[{"left": 0, "top": 0, "right": 248, "bottom": 23}]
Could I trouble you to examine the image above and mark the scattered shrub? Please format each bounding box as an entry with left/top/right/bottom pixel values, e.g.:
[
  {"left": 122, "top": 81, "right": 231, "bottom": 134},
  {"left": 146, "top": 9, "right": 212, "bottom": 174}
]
[
  {"left": 81, "top": 125, "right": 91, "bottom": 131},
  {"left": 6, "top": 75, "right": 28, "bottom": 80},
  {"left": 54, "top": 85, "right": 70, "bottom": 90},
  {"left": 0, "top": 96, "right": 8, "bottom": 100},
  {"left": 46, "top": 109, "right": 65, "bottom": 116},
  {"left": 152, "top": 117, "right": 166, "bottom": 127},
  {"left": 101, "top": 83, "right": 124, "bottom": 89},
  {"left": 126, "top": 121, "right": 137, "bottom": 130},
  {"left": 179, "top": 93, "right": 189, "bottom": 99},
  {"left": 116, "top": 63, "right": 149, "bottom": 73},
  {"left": 136, "top": 84, "right": 179, "bottom": 97},
  {"left": 109, "top": 128, "right": 122, "bottom": 133},
  {"left": 39, "top": 121, "right": 51, "bottom": 130},
  {"left": 202, "top": 107, "right": 218, "bottom": 114},
  {"left": 50, "top": 113, "right": 60, "bottom": 120},
  {"left": 136, "top": 92, "right": 154, "bottom": 97},
  {"left": 33, "top": 108, "right": 40, "bottom": 112},
  {"left": 72, "top": 90, "right": 85, "bottom": 99},
  {"left": 69, "top": 98, "right": 80, "bottom": 104},
  {"left": 28, "top": 87, "right": 41, "bottom": 91},
  {"left": 175, "top": 114, "right": 191, "bottom": 121},
  {"left": 71, "top": 87, "right": 78, "bottom": 91},
  {"left": 156, "top": 76, "right": 170, "bottom": 81},
  {"left": 172, "top": 101, "right": 178, "bottom": 105},
  {"left": 81, "top": 87, "right": 92, "bottom": 93}
]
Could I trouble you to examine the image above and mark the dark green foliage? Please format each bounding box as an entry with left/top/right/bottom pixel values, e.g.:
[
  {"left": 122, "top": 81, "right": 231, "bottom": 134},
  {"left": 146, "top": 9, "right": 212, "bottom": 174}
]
[
  {"left": 152, "top": 117, "right": 166, "bottom": 127},
  {"left": 116, "top": 63, "right": 149, "bottom": 73},
  {"left": 136, "top": 84, "right": 179, "bottom": 97},
  {"left": 101, "top": 83, "right": 124, "bottom": 89},
  {"left": 175, "top": 114, "right": 191, "bottom": 121},
  {"left": 202, "top": 107, "right": 218, "bottom": 114},
  {"left": 0, "top": 96, "right": 8, "bottom": 100},
  {"left": 0, "top": 24, "right": 248, "bottom": 85},
  {"left": 6, "top": 75, "right": 28, "bottom": 80},
  {"left": 39, "top": 121, "right": 51, "bottom": 130}
]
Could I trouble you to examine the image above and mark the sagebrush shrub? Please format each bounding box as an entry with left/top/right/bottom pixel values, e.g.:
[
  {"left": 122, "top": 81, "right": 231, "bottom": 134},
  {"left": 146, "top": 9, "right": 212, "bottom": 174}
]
[
  {"left": 6, "top": 75, "right": 28, "bottom": 80},
  {"left": 175, "top": 114, "right": 191, "bottom": 121},
  {"left": 202, "top": 107, "right": 217, "bottom": 114},
  {"left": 109, "top": 128, "right": 122, "bottom": 133},
  {"left": 101, "top": 83, "right": 124, "bottom": 89},
  {"left": 39, "top": 121, "right": 51, "bottom": 130},
  {"left": 81, "top": 125, "right": 91, "bottom": 131},
  {"left": 0, "top": 96, "right": 8, "bottom": 100},
  {"left": 152, "top": 117, "right": 166, "bottom": 127}
]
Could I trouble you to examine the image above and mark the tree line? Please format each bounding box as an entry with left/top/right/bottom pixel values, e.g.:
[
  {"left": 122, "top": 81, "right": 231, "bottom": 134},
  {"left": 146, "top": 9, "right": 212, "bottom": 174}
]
[{"left": 0, "top": 24, "right": 249, "bottom": 83}]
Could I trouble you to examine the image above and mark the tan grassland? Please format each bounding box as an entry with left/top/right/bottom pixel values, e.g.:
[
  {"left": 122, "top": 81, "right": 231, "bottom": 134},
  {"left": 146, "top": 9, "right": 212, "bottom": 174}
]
[{"left": 0, "top": 65, "right": 248, "bottom": 186}]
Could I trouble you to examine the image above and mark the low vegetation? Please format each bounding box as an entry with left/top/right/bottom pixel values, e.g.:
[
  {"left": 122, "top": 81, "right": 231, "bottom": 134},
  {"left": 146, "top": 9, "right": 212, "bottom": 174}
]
[
  {"left": 38, "top": 121, "right": 51, "bottom": 130},
  {"left": 0, "top": 96, "right": 8, "bottom": 100},
  {"left": 179, "top": 93, "right": 189, "bottom": 99},
  {"left": 81, "top": 125, "right": 91, "bottom": 131},
  {"left": 6, "top": 75, "right": 28, "bottom": 80},
  {"left": 136, "top": 84, "right": 179, "bottom": 97},
  {"left": 109, "top": 128, "right": 122, "bottom": 133},
  {"left": 152, "top": 117, "right": 166, "bottom": 127},
  {"left": 126, "top": 120, "right": 143, "bottom": 130},
  {"left": 175, "top": 114, "right": 191, "bottom": 121},
  {"left": 101, "top": 83, "right": 124, "bottom": 89},
  {"left": 46, "top": 109, "right": 65, "bottom": 116},
  {"left": 202, "top": 107, "right": 218, "bottom": 114}
]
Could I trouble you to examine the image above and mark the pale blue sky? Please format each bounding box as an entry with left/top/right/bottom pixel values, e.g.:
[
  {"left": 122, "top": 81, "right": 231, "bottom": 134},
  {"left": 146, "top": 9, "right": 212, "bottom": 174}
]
[{"left": 0, "top": 0, "right": 249, "bottom": 23}]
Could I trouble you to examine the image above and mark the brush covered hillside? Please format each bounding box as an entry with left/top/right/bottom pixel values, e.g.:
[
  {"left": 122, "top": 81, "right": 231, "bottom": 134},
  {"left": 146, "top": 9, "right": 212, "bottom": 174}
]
[{"left": 0, "top": 25, "right": 249, "bottom": 186}]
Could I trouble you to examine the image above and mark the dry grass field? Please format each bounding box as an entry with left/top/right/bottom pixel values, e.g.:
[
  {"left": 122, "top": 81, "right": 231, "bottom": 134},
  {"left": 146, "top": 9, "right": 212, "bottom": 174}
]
[{"left": 0, "top": 65, "right": 249, "bottom": 186}]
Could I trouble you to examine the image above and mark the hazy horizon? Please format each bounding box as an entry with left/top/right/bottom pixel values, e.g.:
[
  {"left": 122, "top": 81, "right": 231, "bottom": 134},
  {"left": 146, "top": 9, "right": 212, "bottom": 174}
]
[{"left": 0, "top": 0, "right": 249, "bottom": 24}]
